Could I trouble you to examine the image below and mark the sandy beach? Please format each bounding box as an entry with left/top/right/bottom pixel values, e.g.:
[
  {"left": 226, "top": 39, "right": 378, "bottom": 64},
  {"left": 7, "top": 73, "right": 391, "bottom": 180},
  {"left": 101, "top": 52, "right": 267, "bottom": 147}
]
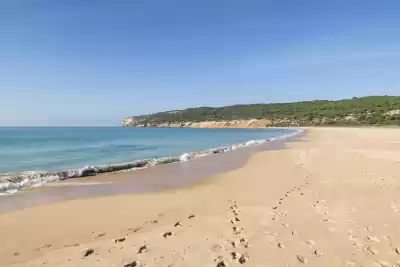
[{"left": 1, "top": 127, "right": 400, "bottom": 267}]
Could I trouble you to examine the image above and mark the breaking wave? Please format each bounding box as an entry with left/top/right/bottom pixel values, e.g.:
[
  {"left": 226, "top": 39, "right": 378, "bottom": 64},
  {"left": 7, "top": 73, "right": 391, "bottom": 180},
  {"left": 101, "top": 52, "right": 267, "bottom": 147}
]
[{"left": 0, "top": 129, "right": 303, "bottom": 195}]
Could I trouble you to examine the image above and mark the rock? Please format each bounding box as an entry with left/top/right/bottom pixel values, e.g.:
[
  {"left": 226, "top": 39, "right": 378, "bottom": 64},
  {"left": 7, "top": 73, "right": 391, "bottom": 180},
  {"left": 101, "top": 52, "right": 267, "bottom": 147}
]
[
  {"left": 395, "top": 247, "right": 400, "bottom": 255},
  {"left": 188, "top": 214, "right": 195, "bottom": 219},
  {"left": 278, "top": 242, "right": 285, "bottom": 249},
  {"left": 174, "top": 221, "right": 182, "bottom": 227},
  {"left": 82, "top": 248, "right": 94, "bottom": 257},
  {"left": 216, "top": 260, "right": 226, "bottom": 267}
]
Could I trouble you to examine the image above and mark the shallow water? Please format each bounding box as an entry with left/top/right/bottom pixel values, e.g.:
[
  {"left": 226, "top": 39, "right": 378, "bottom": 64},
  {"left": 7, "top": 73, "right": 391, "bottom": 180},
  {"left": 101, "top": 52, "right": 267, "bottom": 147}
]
[
  {"left": 0, "top": 127, "right": 290, "bottom": 173},
  {"left": 0, "top": 127, "right": 294, "bottom": 194}
]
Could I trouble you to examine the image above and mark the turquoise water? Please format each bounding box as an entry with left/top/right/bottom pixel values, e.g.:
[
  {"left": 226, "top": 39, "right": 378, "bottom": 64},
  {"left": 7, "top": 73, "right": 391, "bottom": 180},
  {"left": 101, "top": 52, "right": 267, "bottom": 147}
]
[{"left": 0, "top": 127, "right": 291, "bottom": 174}]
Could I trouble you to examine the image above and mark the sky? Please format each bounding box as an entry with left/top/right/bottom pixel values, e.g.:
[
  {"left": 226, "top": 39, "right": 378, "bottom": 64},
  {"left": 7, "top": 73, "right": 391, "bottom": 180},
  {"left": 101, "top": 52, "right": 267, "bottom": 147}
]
[{"left": 1, "top": 0, "right": 400, "bottom": 126}]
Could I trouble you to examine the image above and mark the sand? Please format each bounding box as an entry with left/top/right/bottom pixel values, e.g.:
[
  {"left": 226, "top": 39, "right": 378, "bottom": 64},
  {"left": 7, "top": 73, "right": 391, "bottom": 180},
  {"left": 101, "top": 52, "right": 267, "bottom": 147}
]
[{"left": 1, "top": 127, "right": 400, "bottom": 267}]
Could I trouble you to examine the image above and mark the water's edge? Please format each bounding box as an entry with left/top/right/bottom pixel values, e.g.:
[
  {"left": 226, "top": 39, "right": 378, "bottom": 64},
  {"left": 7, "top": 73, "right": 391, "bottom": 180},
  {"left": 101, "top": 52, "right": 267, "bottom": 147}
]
[{"left": 0, "top": 128, "right": 303, "bottom": 196}]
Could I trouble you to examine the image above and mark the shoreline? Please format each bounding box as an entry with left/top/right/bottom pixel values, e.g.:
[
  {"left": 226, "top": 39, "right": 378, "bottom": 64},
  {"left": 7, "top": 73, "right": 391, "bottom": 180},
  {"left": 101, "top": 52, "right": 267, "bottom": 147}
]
[
  {"left": 2, "top": 127, "right": 400, "bottom": 267},
  {"left": 0, "top": 128, "right": 304, "bottom": 213},
  {"left": 0, "top": 128, "right": 298, "bottom": 196}
]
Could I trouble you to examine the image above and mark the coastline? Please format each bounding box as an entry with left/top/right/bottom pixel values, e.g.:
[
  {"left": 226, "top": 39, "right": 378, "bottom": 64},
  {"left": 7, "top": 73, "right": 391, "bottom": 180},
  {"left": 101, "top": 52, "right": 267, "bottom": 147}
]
[
  {"left": 0, "top": 128, "right": 303, "bottom": 213},
  {"left": 0, "top": 128, "right": 299, "bottom": 197},
  {"left": 2, "top": 127, "right": 400, "bottom": 267}
]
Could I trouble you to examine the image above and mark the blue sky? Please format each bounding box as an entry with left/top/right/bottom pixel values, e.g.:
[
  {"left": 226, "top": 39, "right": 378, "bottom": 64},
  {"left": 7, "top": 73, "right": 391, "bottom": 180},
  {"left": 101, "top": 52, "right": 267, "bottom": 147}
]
[{"left": 1, "top": 0, "right": 399, "bottom": 126}]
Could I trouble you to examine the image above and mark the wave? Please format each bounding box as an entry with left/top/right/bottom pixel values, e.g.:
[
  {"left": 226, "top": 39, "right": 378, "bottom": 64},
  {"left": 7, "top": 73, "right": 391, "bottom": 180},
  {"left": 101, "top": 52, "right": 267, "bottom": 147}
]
[{"left": 0, "top": 129, "right": 303, "bottom": 196}]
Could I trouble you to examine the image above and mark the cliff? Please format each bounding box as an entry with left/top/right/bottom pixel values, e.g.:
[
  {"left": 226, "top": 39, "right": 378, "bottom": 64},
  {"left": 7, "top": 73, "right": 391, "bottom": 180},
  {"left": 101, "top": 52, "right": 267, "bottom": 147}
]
[{"left": 122, "top": 96, "right": 400, "bottom": 128}]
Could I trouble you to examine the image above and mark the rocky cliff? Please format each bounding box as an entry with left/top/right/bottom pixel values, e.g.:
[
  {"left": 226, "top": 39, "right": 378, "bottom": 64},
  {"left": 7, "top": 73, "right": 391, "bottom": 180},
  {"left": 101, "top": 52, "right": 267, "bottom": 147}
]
[
  {"left": 121, "top": 118, "right": 273, "bottom": 128},
  {"left": 121, "top": 96, "right": 400, "bottom": 127}
]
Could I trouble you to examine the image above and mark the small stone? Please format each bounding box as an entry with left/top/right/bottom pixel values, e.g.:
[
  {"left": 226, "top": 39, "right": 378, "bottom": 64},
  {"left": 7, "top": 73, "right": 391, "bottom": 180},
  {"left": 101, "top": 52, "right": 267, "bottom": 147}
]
[
  {"left": 82, "top": 248, "right": 94, "bottom": 257},
  {"left": 273, "top": 206, "right": 278, "bottom": 210},
  {"left": 292, "top": 230, "right": 297, "bottom": 235},
  {"left": 278, "top": 242, "right": 285, "bottom": 249},
  {"left": 114, "top": 237, "right": 126, "bottom": 243},
  {"left": 151, "top": 220, "right": 159, "bottom": 224},
  {"left": 230, "top": 240, "right": 237, "bottom": 248},
  {"left": 174, "top": 221, "right": 182, "bottom": 227},
  {"left": 282, "top": 223, "right": 289, "bottom": 228},
  {"left": 395, "top": 247, "right": 400, "bottom": 255},
  {"left": 188, "top": 214, "right": 195, "bottom": 219},
  {"left": 297, "top": 255, "right": 307, "bottom": 263},
  {"left": 13, "top": 252, "right": 20, "bottom": 256}
]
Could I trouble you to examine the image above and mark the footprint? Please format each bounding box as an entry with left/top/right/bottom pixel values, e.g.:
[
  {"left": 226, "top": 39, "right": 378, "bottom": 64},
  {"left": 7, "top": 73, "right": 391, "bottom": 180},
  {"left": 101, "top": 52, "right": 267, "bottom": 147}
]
[
  {"left": 314, "top": 249, "right": 323, "bottom": 257},
  {"left": 231, "top": 252, "right": 249, "bottom": 264},
  {"left": 138, "top": 245, "right": 148, "bottom": 254},
  {"left": 233, "top": 227, "right": 243, "bottom": 235},
  {"left": 115, "top": 237, "right": 126, "bottom": 243},
  {"left": 163, "top": 232, "right": 173, "bottom": 238},
  {"left": 124, "top": 260, "right": 139, "bottom": 267},
  {"left": 82, "top": 248, "right": 94, "bottom": 257},
  {"left": 305, "top": 240, "right": 316, "bottom": 247},
  {"left": 296, "top": 255, "right": 307, "bottom": 263},
  {"left": 211, "top": 244, "right": 223, "bottom": 252},
  {"left": 365, "top": 246, "right": 378, "bottom": 255},
  {"left": 128, "top": 227, "right": 142, "bottom": 233},
  {"left": 216, "top": 260, "right": 227, "bottom": 267},
  {"left": 95, "top": 233, "right": 107, "bottom": 238},
  {"left": 365, "top": 236, "right": 380, "bottom": 243},
  {"left": 230, "top": 217, "right": 241, "bottom": 224}
]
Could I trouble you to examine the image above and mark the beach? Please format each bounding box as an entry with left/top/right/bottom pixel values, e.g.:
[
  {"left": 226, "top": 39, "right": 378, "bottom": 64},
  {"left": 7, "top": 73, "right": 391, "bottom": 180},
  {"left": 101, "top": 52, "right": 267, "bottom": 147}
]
[{"left": 1, "top": 127, "right": 400, "bottom": 267}]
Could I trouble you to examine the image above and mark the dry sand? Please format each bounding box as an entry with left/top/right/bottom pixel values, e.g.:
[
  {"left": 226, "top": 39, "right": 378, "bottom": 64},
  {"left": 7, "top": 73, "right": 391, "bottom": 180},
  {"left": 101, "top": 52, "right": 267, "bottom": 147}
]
[{"left": 1, "top": 127, "right": 400, "bottom": 267}]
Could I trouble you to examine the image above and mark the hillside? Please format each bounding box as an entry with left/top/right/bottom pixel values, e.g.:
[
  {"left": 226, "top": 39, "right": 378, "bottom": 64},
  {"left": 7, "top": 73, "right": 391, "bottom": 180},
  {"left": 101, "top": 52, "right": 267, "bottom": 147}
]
[{"left": 122, "top": 96, "right": 400, "bottom": 127}]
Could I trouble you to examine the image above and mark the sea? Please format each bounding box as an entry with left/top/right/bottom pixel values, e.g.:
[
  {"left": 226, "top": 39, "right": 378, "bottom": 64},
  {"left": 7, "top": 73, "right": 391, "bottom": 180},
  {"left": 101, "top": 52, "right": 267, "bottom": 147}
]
[{"left": 0, "top": 127, "right": 297, "bottom": 195}]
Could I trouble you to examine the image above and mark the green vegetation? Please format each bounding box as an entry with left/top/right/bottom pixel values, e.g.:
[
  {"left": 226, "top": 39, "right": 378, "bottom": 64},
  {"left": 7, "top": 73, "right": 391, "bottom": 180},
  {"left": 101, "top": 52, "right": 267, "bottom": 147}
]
[{"left": 131, "top": 96, "right": 400, "bottom": 126}]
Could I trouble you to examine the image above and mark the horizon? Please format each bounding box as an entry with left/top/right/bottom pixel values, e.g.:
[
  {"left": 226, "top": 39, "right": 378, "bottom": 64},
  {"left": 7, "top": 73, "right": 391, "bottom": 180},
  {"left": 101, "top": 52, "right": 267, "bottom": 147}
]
[{"left": 1, "top": 0, "right": 400, "bottom": 126}]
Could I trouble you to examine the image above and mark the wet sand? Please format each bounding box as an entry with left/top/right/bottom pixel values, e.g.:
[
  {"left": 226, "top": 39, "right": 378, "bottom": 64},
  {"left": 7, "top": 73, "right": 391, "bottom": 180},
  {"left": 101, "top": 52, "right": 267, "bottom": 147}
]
[{"left": 1, "top": 127, "right": 400, "bottom": 267}]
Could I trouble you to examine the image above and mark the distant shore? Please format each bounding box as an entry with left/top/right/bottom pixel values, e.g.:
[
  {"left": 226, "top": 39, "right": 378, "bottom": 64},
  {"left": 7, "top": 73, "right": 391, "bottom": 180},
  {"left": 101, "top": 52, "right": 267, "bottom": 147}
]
[{"left": 1, "top": 127, "right": 400, "bottom": 267}]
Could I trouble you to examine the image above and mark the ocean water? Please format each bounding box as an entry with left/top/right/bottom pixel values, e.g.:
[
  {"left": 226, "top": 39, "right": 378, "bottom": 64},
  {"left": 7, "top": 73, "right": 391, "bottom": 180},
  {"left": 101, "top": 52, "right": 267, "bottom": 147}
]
[{"left": 0, "top": 127, "right": 296, "bottom": 194}]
